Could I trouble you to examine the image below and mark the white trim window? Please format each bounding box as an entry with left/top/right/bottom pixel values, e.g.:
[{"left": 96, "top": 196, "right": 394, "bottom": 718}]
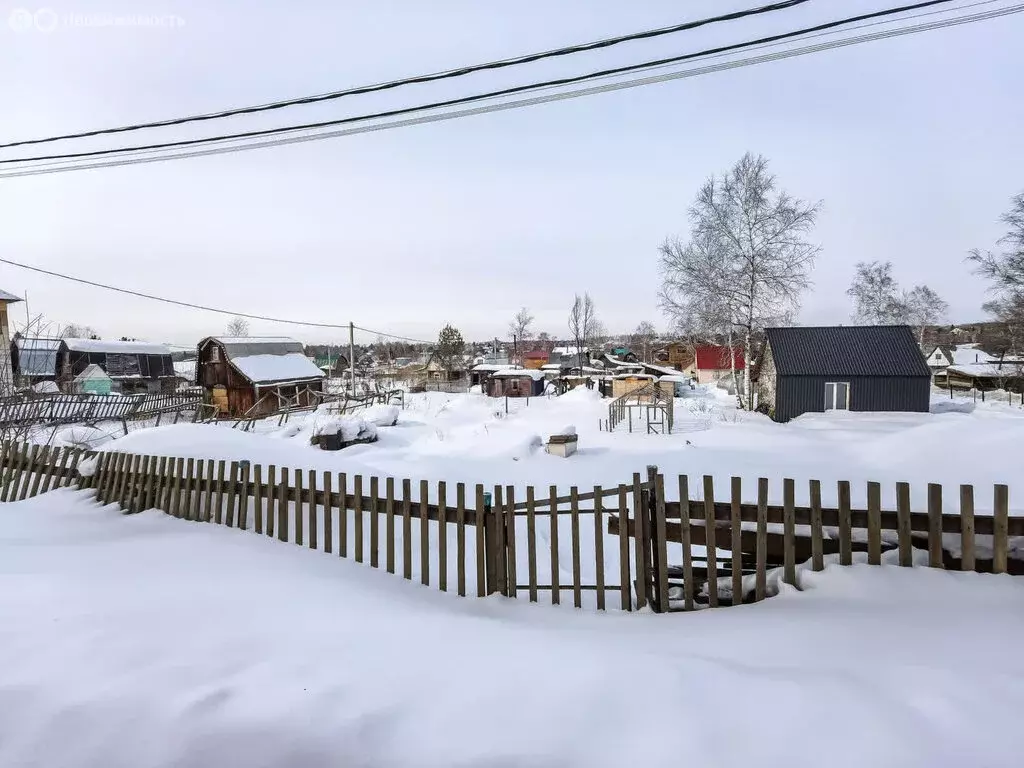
[{"left": 824, "top": 381, "right": 850, "bottom": 411}]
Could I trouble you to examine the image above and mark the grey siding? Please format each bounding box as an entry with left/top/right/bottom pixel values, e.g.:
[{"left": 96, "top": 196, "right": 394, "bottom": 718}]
[{"left": 774, "top": 375, "right": 930, "bottom": 423}]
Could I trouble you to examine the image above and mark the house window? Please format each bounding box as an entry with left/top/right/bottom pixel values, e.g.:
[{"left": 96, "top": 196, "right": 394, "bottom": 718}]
[
  {"left": 210, "top": 346, "right": 221, "bottom": 363},
  {"left": 824, "top": 382, "right": 850, "bottom": 411}
]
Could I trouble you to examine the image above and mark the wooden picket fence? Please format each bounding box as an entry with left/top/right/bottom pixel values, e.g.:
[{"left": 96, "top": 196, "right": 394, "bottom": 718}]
[{"left": 2, "top": 442, "right": 1022, "bottom": 613}]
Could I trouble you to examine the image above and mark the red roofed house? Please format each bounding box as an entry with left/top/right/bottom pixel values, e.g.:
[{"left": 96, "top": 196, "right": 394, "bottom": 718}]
[{"left": 682, "top": 345, "right": 745, "bottom": 383}]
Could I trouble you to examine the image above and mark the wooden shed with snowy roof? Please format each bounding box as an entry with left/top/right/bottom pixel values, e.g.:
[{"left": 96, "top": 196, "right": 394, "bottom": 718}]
[{"left": 197, "top": 336, "right": 325, "bottom": 418}]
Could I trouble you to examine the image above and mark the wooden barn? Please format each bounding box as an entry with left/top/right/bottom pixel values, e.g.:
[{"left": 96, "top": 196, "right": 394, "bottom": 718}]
[
  {"left": 56, "top": 338, "right": 176, "bottom": 395},
  {"left": 755, "top": 325, "right": 931, "bottom": 423},
  {"left": 486, "top": 369, "right": 546, "bottom": 398},
  {"left": 197, "top": 336, "right": 325, "bottom": 418}
]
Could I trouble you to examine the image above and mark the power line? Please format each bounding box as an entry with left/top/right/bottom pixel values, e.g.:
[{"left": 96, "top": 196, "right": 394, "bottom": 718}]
[
  {"left": 0, "top": 0, "right": 965, "bottom": 166},
  {"left": 353, "top": 326, "right": 435, "bottom": 345},
  {"left": 2, "top": 2, "right": 1016, "bottom": 178},
  {"left": 0, "top": 1, "right": 811, "bottom": 150},
  {"left": 0, "top": 255, "right": 436, "bottom": 342}
]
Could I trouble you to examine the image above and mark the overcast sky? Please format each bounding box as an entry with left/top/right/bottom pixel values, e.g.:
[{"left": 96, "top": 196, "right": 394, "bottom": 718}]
[{"left": 1, "top": 0, "right": 1022, "bottom": 346}]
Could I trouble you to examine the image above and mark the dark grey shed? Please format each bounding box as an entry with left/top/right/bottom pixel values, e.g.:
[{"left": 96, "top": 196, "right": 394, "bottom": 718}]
[{"left": 756, "top": 326, "right": 931, "bottom": 423}]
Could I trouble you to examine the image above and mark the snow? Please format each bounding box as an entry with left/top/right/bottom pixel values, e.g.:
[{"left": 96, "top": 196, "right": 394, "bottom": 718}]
[
  {"left": 230, "top": 352, "right": 325, "bottom": 384},
  {"left": 947, "top": 362, "right": 1024, "bottom": 378},
  {"left": 312, "top": 415, "right": 378, "bottom": 442},
  {"left": 490, "top": 368, "right": 546, "bottom": 381},
  {"left": 73, "top": 363, "right": 110, "bottom": 382},
  {"left": 30, "top": 381, "right": 60, "bottom": 394},
  {"left": 172, "top": 360, "right": 196, "bottom": 380},
  {"left": 470, "top": 363, "right": 514, "bottom": 372},
  {"left": 62, "top": 338, "right": 171, "bottom": 355},
  {"left": 53, "top": 386, "right": 1024, "bottom": 522},
  {"left": 50, "top": 425, "right": 115, "bottom": 450},
  {"left": 1, "top": 489, "right": 1023, "bottom": 767}
]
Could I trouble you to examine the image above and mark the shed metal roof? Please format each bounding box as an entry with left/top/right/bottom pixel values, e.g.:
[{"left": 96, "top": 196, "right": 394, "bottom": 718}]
[
  {"left": 765, "top": 325, "right": 931, "bottom": 377},
  {"left": 203, "top": 336, "right": 304, "bottom": 359}
]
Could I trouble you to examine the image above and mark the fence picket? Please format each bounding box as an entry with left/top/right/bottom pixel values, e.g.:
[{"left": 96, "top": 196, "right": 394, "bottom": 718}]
[
  {"left": 403, "top": 479, "right": 413, "bottom": 579},
  {"left": 526, "top": 486, "right": 538, "bottom": 602},
  {"left": 730, "top": 476, "right": 742, "bottom": 605},
  {"left": 150, "top": 456, "right": 166, "bottom": 511},
  {"left": 593, "top": 485, "right": 605, "bottom": 611},
  {"left": 189, "top": 460, "right": 204, "bottom": 521},
  {"left": 294, "top": 470, "right": 304, "bottom": 546},
  {"left": 307, "top": 470, "right": 317, "bottom": 550},
  {"left": 457, "top": 482, "right": 467, "bottom": 597},
  {"left": 353, "top": 475, "right": 363, "bottom": 562},
  {"left": 618, "top": 483, "right": 632, "bottom": 611},
  {"left": 571, "top": 486, "right": 583, "bottom": 608},
  {"left": 65, "top": 449, "right": 82, "bottom": 489},
  {"left": 703, "top": 475, "right": 718, "bottom": 608},
  {"left": 124, "top": 454, "right": 142, "bottom": 512},
  {"left": 420, "top": 479, "right": 430, "bottom": 586},
  {"left": 927, "top": 483, "right": 943, "bottom": 568},
  {"left": 438, "top": 481, "right": 448, "bottom": 592},
  {"left": 103, "top": 452, "right": 124, "bottom": 508},
  {"left": 838, "top": 480, "right": 852, "bottom": 566},
  {"left": 40, "top": 446, "right": 60, "bottom": 495},
  {"left": 505, "top": 485, "right": 517, "bottom": 598},
  {"left": 549, "top": 485, "right": 560, "bottom": 606},
  {"left": 867, "top": 481, "right": 882, "bottom": 566},
  {"left": 369, "top": 476, "right": 379, "bottom": 568},
  {"left": 44, "top": 448, "right": 68, "bottom": 495},
  {"left": 896, "top": 481, "right": 912, "bottom": 566},
  {"left": 959, "top": 484, "right": 975, "bottom": 572},
  {"left": 492, "top": 485, "right": 506, "bottom": 596},
  {"left": 181, "top": 458, "right": 195, "bottom": 520},
  {"left": 756, "top": 478, "right": 768, "bottom": 602},
  {"left": 633, "top": 473, "right": 648, "bottom": 610},
  {"left": 28, "top": 446, "right": 50, "bottom": 499},
  {"left": 203, "top": 459, "right": 216, "bottom": 524},
  {"left": 18, "top": 444, "right": 40, "bottom": 501},
  {"left": 253, "top": 465, "right": 264, "bottom": 534},
  {"left": 323, "top": 471, "right": 333, "bottom": 554},
  {"left": 783, "top": 478, "right": 796, "bottom": 587},
  {"left": 225, "top": 461, "right": 240, "bottom": 526},
  {"left": 993, "top": 484, "right": 1009, "bottom": 574},
  {"left": 170, "top": 458, "right": 185, "bottom": 518},
  {"left": 338, "top": 472, "right": 348, "bottom": 557},
  {"left": 810, "top": 479, "right": 823, "bottom": 571},
  {"left": 214, "top": 460, "right": 227, "bottom": 525},
  {"left": 385, "top": 476, "right": 395, "bottom": 572},
  {"left": 476, "top": 484, "right": 487, "bottom": 597},
  {"left": 277, "top": 468, "right": 290, "bottom": 542}
]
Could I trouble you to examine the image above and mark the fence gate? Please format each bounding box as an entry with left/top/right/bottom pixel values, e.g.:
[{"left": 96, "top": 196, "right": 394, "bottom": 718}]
[{"left": 490, "top": 475, "right": 651, "bottom": 611}]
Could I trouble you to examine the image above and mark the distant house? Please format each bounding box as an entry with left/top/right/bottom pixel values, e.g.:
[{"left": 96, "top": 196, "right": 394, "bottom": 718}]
[
  {"left": 469, "top": 363, "right": 513, "bottom": 389},
  {"left": 11, "top": 336, "right": 61, "bottom": 387},
  {"left": 943, "top": 362, "right": 1024, "bottom": 393},
  {"left": 57, "top": 338, "right": 176, "bottom": 395},
  {"left": 486, "top": 369, "right": 546, "bottom": 398},
  {"left": 655, "top": 342, "right": 695, "bottom": 372},
  {"left": 682, "top": 345, "right": 745, "bottom": 384},
  {"left": 0, "top": 289, "right": 22, "bottom": 389},
  {"left": 523, "top": 350, "right": 549, "bottom": 370},
  {"left": 755, "top": 326, "right": 931, "bottom": 423},
  {"left": 197, "top": 336, "right": 325, "bottom": 418}
]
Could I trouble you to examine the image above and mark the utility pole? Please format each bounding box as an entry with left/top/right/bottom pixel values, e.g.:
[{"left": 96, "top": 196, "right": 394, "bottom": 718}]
[{"left": 349, "top": 321, "right": 356, "bottom": 396}]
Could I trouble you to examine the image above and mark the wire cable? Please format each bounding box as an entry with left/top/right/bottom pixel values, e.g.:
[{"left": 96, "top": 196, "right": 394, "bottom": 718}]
[
  {"left": 2, "top": 2, "right": 1016, "bottom": 178},
  {"left": 0, "top": 255, "right": 434, "bottom": 341},
  {"left": 0, "top": 0, "right": 965, "bottom": 165},
  {"left": 11, "top": 0, "right": 1004, "bottom": 174},
  {"left": 0, "top": 0, "right": 812, "bottom": 150}
]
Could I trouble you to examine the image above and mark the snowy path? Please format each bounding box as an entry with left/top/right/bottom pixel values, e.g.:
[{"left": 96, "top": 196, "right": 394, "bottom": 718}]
[{"left": 2, "top": 489, "right": 1024, "bottom": 767}]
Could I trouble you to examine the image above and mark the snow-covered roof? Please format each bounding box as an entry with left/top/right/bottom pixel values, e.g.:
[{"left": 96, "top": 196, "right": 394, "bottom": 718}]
[
  {"left": 490, "top": 368, "right": 546, "bottom": 381},
  {"left": 612, "top": 373, "right": 655, "bottom": 380},
  {"left": 0, "top": 288, "right": 22, "bottom": 303},
  {"left": 63, "top": 338, "right": 171, "bottom": 355},
  {"left": 946, "top": 362, "right": 1024, "bottom": 379},
  {"left": 948, "top": 344, "right": 998, "bottom": 367},
  {"left": 541, "top": 363, "right": 566, "bottom": 370},
  {"left": 14, "top": 337, "right": 61, "bottom": 351},
  {"left": 471, "top": 363, "right": 514, "bottom": 372},
  {"left": 205, "top": 337, "right": 304, "bottom": 359},
  {"left": 551, "top": 346, "right": 584, "bottom": 356},
  {"left": 230, "top": 353, "right": 325, "bottom": 385},
  {"left": 74, "top": 363, "right": 111, "bottom": 382},
  {"left": 642, "top": 362, "right": 682, "bottom": 377}
]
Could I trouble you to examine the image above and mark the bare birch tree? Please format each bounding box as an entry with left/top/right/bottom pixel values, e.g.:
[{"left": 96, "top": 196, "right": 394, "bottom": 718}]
[
  {"left": 568, "top": 293, "right": 597, "bottom": 370},
  {"left": 969, "top": 191, "right": 1024, "bottom": 353},
  {"left": 847, "top": 261, "right": 948, "bottom": 342},
  {"left": 660, "top": 153, "right": 821, "bottom": 409},
  {"left": 508, "top": 307, "right": 534, "bottom": 364},
  {"left": 226, "top": 317, "right": 250, "bottom": 337}
]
